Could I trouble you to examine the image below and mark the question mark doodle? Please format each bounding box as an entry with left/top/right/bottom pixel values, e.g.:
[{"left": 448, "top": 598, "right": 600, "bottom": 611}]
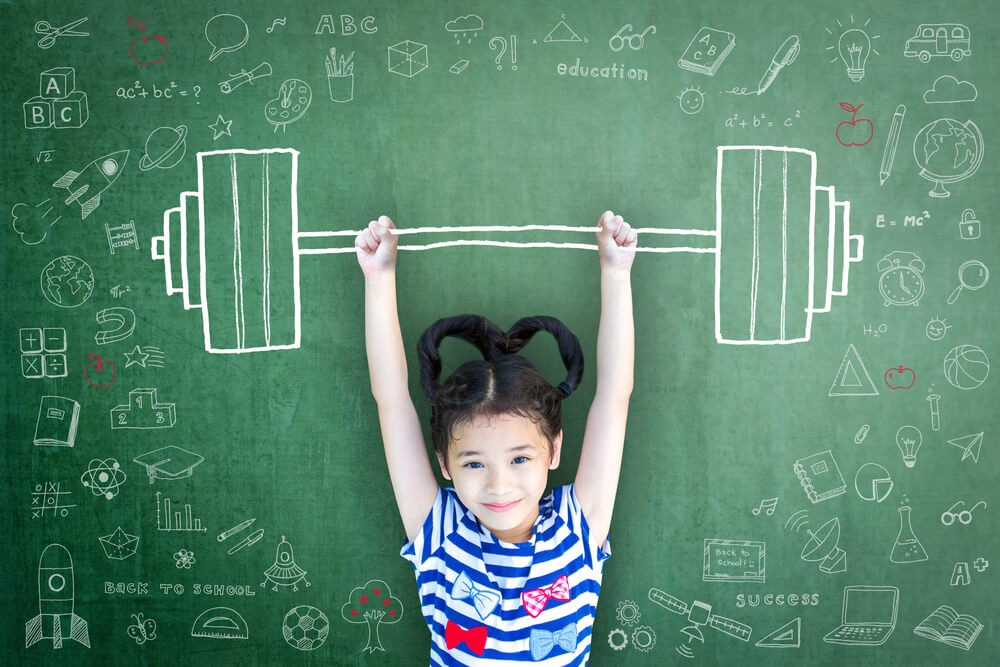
[
  {"left": 489, "top": 35, "right": 517, "bottom": 70},
  {"left": 489, "top": 36, "right": 506, "bottom": 70}
]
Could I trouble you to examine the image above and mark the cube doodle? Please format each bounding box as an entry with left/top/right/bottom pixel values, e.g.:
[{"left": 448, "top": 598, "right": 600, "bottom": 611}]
[{"left": 388, "top": 40, "right": 428, "bottom": 77}]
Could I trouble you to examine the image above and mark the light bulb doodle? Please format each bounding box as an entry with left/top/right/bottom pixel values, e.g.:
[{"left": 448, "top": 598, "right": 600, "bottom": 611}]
[
  {"left": 895, "top": 425, "right": 922, "bottom": 468},
  {"left": 825, "top": 16, "right": 880, "bottom": 82},
  {"left": 838, "top": 29, "right": 871, "bottom": 81}
]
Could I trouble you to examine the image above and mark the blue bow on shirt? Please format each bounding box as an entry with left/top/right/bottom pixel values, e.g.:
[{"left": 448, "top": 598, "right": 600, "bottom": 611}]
[
  {"left": 450, "top": 570, "right": 501, "bottom": 620},
  {"left": 529, "top": 623, "right": 577, "bottom": 661}
]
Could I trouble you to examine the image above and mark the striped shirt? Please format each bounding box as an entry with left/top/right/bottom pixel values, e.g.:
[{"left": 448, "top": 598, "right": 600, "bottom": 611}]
[{"left": 401, "top": 484, "right": 612, "bottom": 665}]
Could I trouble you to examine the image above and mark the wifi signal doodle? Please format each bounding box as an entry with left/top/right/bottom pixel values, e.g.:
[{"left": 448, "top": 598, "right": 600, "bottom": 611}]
[{"left": 784, "top": 510, "right": 809, "bottom": 534}]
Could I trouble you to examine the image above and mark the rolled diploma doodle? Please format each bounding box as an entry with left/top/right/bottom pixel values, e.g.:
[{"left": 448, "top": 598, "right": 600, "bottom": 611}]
[{"left": 219, "top": 62, "right": 272, "bottom": 94}]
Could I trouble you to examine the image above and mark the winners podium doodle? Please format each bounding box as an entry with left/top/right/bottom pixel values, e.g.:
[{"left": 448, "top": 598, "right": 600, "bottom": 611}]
[{"left": 152, "top": 147, "right": 863, "bottom": 353}]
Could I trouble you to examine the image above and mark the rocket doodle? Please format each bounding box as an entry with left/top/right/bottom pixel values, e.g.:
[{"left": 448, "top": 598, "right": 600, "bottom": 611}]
[
  {"left": 51, "top": 150, "right": 129, "bottom": 219},
  {"left": 25, "top": 544, "right": 90, "bottom": 649}
]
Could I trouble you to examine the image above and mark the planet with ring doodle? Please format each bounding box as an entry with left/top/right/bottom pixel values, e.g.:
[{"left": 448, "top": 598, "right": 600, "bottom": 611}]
[{"left": 139, "top": 125, "right": 188, "bottom": 170}]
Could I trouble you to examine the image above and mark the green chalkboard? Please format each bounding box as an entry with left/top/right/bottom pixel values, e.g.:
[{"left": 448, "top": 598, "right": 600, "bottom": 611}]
[{"left": 2, "top": 0, "right": 997, "bottom": 664}]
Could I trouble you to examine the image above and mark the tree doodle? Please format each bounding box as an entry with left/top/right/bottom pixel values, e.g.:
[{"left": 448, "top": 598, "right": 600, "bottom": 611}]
[{"left": 341, "top": 579, "right": 402, "bottom": 653}]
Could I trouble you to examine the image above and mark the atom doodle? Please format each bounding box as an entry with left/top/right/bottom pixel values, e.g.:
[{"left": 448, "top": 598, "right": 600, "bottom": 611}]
[{"left": 81, "top": 458, "right": 126, "bottom": 499}]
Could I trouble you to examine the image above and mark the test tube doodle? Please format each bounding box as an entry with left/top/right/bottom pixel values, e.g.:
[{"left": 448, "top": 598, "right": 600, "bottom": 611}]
[{"left": 926, "top": 389, "right": 941, "bottom": 432}]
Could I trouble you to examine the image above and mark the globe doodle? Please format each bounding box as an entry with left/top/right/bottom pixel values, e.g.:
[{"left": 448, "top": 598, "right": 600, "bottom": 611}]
[
  {"left": 40, "top": 255, "right": 94, "bottom": 308},
  {"left": 912, "top": 118, "right": 983, "bottom": 198},
  {"left": 81, "top": 458, "right": 127, "bottom": 499},
  {"left": 943, "top": 344, "right": 989, "bottom": 390},
  {"left": 283, "top": 605, "right": 329, "bottom": 650}
]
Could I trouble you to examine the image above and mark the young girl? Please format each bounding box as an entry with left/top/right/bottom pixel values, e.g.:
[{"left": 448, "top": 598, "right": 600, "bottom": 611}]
[{"left": 356, "top": 211, "right": 635, "bottom": 665}]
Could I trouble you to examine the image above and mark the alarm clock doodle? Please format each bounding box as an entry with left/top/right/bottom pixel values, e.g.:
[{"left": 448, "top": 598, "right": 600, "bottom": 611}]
[{"left": 877, "top": 251, "right": 925, "bottom": 306}]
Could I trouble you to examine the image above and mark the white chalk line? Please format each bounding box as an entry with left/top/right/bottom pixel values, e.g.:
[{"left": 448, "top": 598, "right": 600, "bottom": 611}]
[
  {"left": 300, "top": 241, "right": 717, "bottom": 254},
  {"left": 297, "top": 225, "right": 717, "bottom": 253},
  {"left": 297, "top": 225, "right": 717, "bottom": 236}
]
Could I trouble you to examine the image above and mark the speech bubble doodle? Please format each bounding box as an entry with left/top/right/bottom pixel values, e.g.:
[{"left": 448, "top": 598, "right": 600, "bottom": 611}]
[{"left": 205, "top": 14, "right": 248, "bottom": 61}]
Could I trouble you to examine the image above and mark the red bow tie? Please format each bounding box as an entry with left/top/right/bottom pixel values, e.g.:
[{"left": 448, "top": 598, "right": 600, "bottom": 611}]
[
  {"left": 522, "top": 574, "right": 571, "bottom": 617},
  {"left": 445, "top": 620, "right": 487, "bottom": 655}
]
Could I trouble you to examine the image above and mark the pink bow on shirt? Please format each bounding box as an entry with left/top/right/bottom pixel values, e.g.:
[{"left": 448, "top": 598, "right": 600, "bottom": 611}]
[{"left": 521, "top": 574, "right": 571, "bottom": 618}]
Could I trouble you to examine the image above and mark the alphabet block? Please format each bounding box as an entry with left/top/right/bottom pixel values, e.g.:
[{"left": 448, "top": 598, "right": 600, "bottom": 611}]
[
  {"left": 53, "top": 90, "right": 89, "bottom": 128},
  {"left": 23, "top": 97, "right": 53, "bottom": 129},
  {"left": 40, "top": 67, "right": 76, "bottom": 99}
]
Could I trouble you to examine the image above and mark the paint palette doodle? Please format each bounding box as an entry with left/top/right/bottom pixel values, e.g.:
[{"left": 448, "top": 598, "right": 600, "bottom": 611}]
[{"left": 265, "top": 79, "right": 311, "bottom": 132}]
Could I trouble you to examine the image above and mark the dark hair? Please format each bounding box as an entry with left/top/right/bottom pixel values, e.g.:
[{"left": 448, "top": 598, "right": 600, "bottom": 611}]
[{"left": 417, "top": 314, "right": 584, "bottom": 468}]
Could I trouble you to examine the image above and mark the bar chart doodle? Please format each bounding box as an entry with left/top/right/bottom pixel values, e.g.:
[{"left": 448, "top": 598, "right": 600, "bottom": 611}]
[{"left": 155, "top": 491, "right": 207, "bottom": 532}]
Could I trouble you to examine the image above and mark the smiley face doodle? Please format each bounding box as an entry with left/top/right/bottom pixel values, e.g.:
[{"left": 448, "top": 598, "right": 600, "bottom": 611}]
[{"left": 678, "top": 86, "right": 705, "bottom": 114}]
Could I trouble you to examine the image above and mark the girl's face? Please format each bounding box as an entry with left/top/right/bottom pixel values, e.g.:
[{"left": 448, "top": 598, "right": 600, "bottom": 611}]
[{"left": 438, "top": 413, "right": 561, "bottom": 544}]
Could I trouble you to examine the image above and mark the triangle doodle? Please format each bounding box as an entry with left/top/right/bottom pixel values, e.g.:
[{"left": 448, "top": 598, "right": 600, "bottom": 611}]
[
  {"left": 755, "top": 617, "right": 800, "bottom": 648},
  {"left": 544, "top": 20, "right": 581, "bottom": 43},
  {"left": 829, "top": 344, "right": 879, "bottom": 396}
]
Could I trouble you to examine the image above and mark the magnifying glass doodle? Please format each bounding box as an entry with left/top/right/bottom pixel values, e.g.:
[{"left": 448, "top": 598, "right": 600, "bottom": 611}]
[{"left": 947, "top": 259, "right": 989, "bottom": 304}]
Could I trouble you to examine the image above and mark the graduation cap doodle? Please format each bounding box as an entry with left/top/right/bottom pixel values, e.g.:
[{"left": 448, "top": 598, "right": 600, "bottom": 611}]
[{"left": 133, "top": 445, "right": 204, "bottom": 483}]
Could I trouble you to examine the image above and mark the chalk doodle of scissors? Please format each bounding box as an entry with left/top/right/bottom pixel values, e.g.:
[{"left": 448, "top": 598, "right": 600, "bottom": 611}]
[
  {"left": 609, "top": 24, "right": 656, "bottom": 52},
  {"left": 941, "top": 500, "right": 986, "bottom": 526},
  {"left": 35, "top": 17, "right": 90, "bottom": 49}
]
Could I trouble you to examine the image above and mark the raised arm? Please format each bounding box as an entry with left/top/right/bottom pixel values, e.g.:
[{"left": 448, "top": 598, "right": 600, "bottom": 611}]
[
  {"left": 357, "top": 216, "right": 440, "bottom": 542},
  {"left": 574, "top": 211, "right": 636, "bottom": 547}
]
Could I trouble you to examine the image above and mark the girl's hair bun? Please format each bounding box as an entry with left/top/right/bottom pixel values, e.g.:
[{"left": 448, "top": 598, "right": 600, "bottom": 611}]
[
  {"left": 416, "top": 314, "right": 584, "bottom": 401},
  {"left": 502, "top": 316, "right": 583, "bottom": 399},
  {"left": 417, "top": 314, "right": 506, "bottom": 402}
]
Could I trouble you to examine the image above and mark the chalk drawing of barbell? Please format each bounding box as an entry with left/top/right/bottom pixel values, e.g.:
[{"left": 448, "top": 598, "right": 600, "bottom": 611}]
[{"left": 151, "top": 147, "right": 863, "bottom": 354}]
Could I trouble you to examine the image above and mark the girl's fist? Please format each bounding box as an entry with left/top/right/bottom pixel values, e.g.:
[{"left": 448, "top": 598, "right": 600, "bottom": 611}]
[
  {"left": 595, "top": 210, "right": 637, "bottom": 272},
  {"left": 355, "top": 215, "right": 398, "bottom": 277}
]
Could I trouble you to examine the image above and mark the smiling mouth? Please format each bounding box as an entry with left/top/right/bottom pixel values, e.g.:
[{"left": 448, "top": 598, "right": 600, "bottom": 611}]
[{"left": 483, "top": 500, "right": 520, "bottom": 513}]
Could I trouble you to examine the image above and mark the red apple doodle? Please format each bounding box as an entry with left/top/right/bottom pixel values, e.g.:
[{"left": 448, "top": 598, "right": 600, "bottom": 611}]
[
  {"left": 836, "top": 102, "right": 874, "bottom": 146},
  {"left": 128, "top": 18, "right": 168, "bottom": 65},
  {"left": 84, "top": 353, "right": 117, "bottom": 388},
  {"left": 884, "top": 365, "right": 915, "bottom": 390}
]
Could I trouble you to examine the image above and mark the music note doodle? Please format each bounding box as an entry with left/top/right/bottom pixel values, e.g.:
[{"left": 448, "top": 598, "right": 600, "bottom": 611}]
[
  {"left": 752, "top": 497, "right": 779, "bottom": 516},
  {"left": 266, "top": 17, "right": 286, "bottom": 34}
]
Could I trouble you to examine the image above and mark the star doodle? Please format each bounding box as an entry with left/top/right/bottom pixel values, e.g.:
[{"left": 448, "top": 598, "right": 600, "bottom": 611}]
[
  {"left": 209, "top": 114, "right": 232, "bottom": 140},
  {"left": 123, "top": 345, "right": 151, "bottom": 368}
]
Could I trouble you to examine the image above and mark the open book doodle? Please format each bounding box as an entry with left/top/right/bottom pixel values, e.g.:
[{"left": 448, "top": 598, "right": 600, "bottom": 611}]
[{"left": 912, "top": 604, "right": 983, "bottom": 650}]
